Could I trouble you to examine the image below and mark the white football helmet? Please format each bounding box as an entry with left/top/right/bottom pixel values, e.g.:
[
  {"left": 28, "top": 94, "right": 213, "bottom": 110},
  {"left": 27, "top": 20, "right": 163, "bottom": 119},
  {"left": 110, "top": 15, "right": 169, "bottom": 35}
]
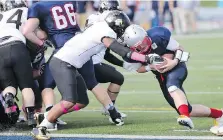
[
  {"left": 123, "top": 24, "right": 152, "bottom": 54},
  {"left": 0, "top": 0, "right": 27, "bottom": 11}
]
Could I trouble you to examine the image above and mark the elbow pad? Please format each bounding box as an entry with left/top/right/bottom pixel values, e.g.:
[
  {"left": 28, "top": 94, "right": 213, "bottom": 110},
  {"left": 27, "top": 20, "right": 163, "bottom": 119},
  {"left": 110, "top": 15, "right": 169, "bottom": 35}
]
[{"left": 109, "top": 40, "right": 131, "bottom": 57}]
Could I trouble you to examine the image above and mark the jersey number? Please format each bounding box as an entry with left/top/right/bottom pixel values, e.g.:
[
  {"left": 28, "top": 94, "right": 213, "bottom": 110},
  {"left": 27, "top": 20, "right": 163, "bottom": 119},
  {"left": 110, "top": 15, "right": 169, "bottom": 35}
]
[
  {"left": 0, "top": 9, "right": 23, "bottom": 29},
  {"left": 51, "top": 3, "right": 76, "bottom": 29}
]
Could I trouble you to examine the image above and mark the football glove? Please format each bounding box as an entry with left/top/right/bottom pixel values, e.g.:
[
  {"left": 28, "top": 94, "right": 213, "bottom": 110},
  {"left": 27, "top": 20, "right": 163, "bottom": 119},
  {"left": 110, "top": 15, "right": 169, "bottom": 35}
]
[{"left": 146, "top": 54, "right": 164, "bottom": 65}]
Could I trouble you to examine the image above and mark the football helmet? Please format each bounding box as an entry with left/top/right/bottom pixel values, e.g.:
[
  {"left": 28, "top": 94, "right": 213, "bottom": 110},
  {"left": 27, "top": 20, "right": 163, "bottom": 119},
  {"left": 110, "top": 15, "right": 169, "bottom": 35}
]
[
  {"left": 99, "top": 0, "right": 120, "bottom": 13},
  {"left": 105, "top": 10, "right": 130, "bottom": 38},
  {"left": 1, "top": 0, "right": 27, "bottom": 11},
  {"left": 123, "top": 24, "right": 152, "bottom": 54}
]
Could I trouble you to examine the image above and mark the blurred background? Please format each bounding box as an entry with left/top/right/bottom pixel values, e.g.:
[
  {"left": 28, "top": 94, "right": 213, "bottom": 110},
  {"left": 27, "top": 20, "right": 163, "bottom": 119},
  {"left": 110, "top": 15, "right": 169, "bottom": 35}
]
[
  {"left": 26, "top": 1, "right": 223, "bottom": 35},
  {"left": 74, "top": 0, "right": 223, "bottom": 34}
]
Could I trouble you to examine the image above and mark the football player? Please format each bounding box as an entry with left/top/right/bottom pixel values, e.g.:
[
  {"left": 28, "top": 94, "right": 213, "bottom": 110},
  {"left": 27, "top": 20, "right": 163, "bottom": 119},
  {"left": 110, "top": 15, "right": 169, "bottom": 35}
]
[
  {"left": 82, "top": 0, "right": 127, "bottom": 119},
  {"left": 122, "top": 24, "right": 223, "bottom": 130},
  {"left": 31, "top": 11, "right": 157, "bottom": 140},
  {"left": 0, "top": 0, "right": 38, "bottom": 127},
  {"left": 22, "top": 1, "right": 81, "bottom": 127}
]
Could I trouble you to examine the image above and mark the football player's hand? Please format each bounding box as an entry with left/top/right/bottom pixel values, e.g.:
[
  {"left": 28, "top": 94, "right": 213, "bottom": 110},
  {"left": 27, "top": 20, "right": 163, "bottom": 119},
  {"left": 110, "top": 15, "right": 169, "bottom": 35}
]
[
  {"left": 123, "top": 61, "right": 142, "bottom": 72},
  {"left": 159, "top": 58, "right": 178, "bottom": 73}
]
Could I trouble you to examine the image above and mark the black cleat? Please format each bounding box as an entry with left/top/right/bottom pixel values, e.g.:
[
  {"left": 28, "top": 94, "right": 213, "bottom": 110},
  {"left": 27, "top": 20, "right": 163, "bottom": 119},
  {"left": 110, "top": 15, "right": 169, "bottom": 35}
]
[
  {"left": 35, "top": 113, "right": 45, "bottom": 126},
  {"left": 108, "top": 107, "right": 124, "bottom": 126},
  {"left": 4, "top": 93, "right": 18, "bottom": 123},
  {"left": 27, "top": 111, "right": 37, "bottom": 128}
]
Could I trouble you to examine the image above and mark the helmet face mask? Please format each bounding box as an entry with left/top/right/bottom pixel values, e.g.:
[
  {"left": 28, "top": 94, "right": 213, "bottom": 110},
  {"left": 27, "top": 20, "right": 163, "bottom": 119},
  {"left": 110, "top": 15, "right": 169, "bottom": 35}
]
[
  {"left": 123, "top": 24, "right": 152, "bottom": 54},
  {"left": 130, "top": 37, "right": 152, "bottom": 54}
]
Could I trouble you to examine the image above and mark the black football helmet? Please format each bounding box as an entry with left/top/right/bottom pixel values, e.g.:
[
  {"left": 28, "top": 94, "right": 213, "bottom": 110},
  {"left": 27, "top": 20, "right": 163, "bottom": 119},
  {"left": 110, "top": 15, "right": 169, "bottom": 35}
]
[
  {"left": 105, "top": 10, "right": 131, "bottom": 38},
  {"left": 99, "top": 0, "right": 120, "bottom": 13}
]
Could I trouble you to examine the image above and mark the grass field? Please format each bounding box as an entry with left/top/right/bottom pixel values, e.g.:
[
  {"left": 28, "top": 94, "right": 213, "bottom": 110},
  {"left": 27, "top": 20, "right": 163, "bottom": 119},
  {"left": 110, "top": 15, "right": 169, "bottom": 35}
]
[{"left": 1, "top": 33, "right": 223, "bottom": 139}]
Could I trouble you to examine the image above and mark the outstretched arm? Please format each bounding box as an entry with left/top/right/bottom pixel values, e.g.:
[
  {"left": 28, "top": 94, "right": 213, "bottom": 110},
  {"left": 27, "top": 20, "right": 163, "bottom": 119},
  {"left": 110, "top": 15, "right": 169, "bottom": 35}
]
[
  {"left": 102, "top": 37, "right": 151, "bottom": 63},
  {"left": 22, "top": 18, "right": 44, "bottom": 46}
]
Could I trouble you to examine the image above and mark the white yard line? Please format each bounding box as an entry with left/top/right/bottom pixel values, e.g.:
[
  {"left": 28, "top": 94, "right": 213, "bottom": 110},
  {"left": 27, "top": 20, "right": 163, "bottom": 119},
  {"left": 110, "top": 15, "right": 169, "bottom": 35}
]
[
  {"left": 81, "top": 109, "right": 174, "bottom": 113},
  {"left": 0, "top": 133, "right": 222, "bottom": 140},
  {"left": 119, "top": 90, "right": 223, "bottom": 95}
]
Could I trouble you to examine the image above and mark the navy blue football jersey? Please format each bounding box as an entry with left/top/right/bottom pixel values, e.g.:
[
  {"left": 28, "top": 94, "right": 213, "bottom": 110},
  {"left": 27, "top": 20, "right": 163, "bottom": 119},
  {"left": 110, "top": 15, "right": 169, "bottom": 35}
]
[
  {"left": 28, "top": 1, "right": 80, "bottom": 49},
  {"left": 147, "top": 26, "right": 172, "bottom": 55}
]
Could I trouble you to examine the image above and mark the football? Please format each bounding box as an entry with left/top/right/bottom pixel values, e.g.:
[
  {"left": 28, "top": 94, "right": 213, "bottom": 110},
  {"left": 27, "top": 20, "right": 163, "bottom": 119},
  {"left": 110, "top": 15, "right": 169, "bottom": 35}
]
[{"left": 154, "top": 53, "right": 174, "bottom": 70}]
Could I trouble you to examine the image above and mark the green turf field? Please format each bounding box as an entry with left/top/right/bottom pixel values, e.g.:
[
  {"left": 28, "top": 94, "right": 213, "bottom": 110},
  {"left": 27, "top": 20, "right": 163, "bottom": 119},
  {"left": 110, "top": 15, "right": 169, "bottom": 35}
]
[{"left": 14, "top": 33, "right": 223, "bottom": 137}]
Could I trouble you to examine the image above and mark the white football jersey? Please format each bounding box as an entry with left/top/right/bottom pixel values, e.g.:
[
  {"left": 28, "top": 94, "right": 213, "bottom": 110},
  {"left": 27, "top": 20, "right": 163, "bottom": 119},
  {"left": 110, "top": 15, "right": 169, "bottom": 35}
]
[
  {"left": 0, "top": 7, "right": 28, "bottom": 44},
  {"left": 87, "top": 11, "right": 111, "bottom": 64},
  {"left": 54, "top": 21, "right": 117, "bottom": 68}
]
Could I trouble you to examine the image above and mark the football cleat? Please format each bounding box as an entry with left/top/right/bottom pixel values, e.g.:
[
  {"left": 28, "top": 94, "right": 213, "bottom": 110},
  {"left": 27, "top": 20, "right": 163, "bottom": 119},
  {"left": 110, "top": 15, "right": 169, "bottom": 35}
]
[
  {"left": 27, "top": 111, "right": 37, "bottom": 128},
  {"left": 4, "top": 93, "right": 19, "bottom": 123},
  {"left": 177, "top": 115, "right": 194, "bottom": 129},
  {"left": 108, "top": 107, "right": 124, "bottom": 126},
  {"left": 210, "top": 113, "right": 223, "bottom": 135},
  {"left": 102, "top": 107, "right": 127, "bottom": 118},
  {"left": 35, "top": 113, "right": 57, "bottom": 131},
  {"left": 44, "top": 111, "right": 67, "bottom": 125},
  {"left": 56, "top": 118, "right": 67, "bottom": 125},
  {"left": 217, "top": 126, "right": 223, "bottom": 136},
  {"left": 31, "top": 127, "right": 50, "bottom": 140}
]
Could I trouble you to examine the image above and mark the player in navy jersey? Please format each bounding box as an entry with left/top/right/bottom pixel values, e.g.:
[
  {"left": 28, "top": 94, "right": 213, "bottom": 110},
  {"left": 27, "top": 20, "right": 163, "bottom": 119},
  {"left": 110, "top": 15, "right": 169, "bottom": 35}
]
[
  {"left": 22, "top": 1, "right": 80, "bottom": 126},
  {"left": 123, "top": 24, "right": 223, "bottom": 130}
]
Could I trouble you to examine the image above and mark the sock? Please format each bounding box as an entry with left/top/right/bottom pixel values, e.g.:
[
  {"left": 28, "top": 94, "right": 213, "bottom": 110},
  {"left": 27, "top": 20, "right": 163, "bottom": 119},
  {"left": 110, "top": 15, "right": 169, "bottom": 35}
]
[
  {"left": 209, "top": 108, "right": 223, "bottom": 118},
  {"left": 45, "top": 105, "right": 53, "bottom": 112},
  {"left": 73, "top": 105, "right": 80, "bottom": 111},
  {"left": 112, "top": 100, "right": 116, "bottom": 105},
  {"left": 105, "top": 103, "right": 114, "bottom": 110},
  {"left": 40, "top": 118, "right": 55, "bottom": 129},
  {"left": 178, "top": 104, "right": 190, "bottom": 117}
]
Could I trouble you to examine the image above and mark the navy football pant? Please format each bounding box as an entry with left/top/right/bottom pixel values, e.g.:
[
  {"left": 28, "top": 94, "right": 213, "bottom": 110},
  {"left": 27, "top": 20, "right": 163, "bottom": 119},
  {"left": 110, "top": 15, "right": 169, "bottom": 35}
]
[{"left": 154, "top": 63, "right": 192, "bottom": 114}]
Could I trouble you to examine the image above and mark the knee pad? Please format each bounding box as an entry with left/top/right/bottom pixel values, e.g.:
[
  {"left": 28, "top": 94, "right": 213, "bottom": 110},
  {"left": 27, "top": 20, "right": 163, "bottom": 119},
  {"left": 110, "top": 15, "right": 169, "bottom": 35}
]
[
  {"left": 168, "top": 85, "right": 179, "bottom": 93},
  {"left": 112, "top": 72, "right": 124, "bottom": 86}
]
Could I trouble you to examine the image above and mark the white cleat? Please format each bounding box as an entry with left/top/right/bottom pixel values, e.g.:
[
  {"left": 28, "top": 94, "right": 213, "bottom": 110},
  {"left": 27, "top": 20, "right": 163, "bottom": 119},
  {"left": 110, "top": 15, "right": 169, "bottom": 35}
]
[
  {"left": 210, "top": 112, "right": 223, "bottom": 135},
  {"left": 56, "top": 118, "right": 67, "bottom": 125},
  {"left": 177, "top": 115, "right": 194, "bottom": 129}
]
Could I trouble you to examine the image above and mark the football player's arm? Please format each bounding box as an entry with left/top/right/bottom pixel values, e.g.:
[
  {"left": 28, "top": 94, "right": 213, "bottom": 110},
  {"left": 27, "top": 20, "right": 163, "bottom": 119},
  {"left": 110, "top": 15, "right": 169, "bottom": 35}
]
[
  {"left": 102, "top": 37, "right": 151, "bottom": 63},
  {"left": 166, "top": 37, "right": 189, "bottom": 62},
  {"left": 136, "top": 64, "right": 156, "bottom": 73},
  {"left": 104, "top": 49, "right": 124, "bottom": 67},
  {"left": 22, "top": 18, "right": 44, "bottom": 46}
]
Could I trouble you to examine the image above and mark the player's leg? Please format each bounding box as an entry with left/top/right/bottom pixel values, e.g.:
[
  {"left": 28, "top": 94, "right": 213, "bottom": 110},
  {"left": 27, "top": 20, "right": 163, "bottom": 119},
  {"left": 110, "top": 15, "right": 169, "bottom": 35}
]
[
  {"left": 0, "top": 42, "right": 24, "bottom": 126},
  {"left": 38, "top": 61, "right": 55, "bottom": 112},
  {"left": 166, "top": 63, "right": 194, "bottom": 129},
  {"left": 11, "top": 41, "right": 37, "bottom": 127},
  {"left": 31, "top": 57, "right": 82, "bottom": 139},
  {"left": 94, "top": 63, "right": 126, "bottom": 117},
  {"left": 38, "top": 52, "right": 66, "bottom": 125},
  {"left": 78, "top": 59, "right": 124, "bottom": 125}
]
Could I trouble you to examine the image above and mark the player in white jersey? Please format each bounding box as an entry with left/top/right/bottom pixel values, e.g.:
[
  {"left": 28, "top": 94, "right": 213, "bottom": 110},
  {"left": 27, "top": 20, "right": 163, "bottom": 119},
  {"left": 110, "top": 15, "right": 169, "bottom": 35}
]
[
  {"left": 0, "top": 0, "right": 48, "bottom": 128},
  {"left": 33, "top": 10, "right": 158, "bottom": 139},
  {"left": 84, "top": 0, "right": 128, "bottom": 119}
]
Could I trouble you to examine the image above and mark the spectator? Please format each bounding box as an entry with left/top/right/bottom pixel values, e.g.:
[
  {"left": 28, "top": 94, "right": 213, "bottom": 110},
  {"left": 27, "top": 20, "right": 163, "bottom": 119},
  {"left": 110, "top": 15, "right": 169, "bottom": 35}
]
[
  {"left": 76, "top": 1, "right": 88, "bottom": 30},
  {"left": 122, "top": 1, "right": 137, "bottom": 22},
  {"left": 173, "top": 0, "right": 199, "bottom": 34}
]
